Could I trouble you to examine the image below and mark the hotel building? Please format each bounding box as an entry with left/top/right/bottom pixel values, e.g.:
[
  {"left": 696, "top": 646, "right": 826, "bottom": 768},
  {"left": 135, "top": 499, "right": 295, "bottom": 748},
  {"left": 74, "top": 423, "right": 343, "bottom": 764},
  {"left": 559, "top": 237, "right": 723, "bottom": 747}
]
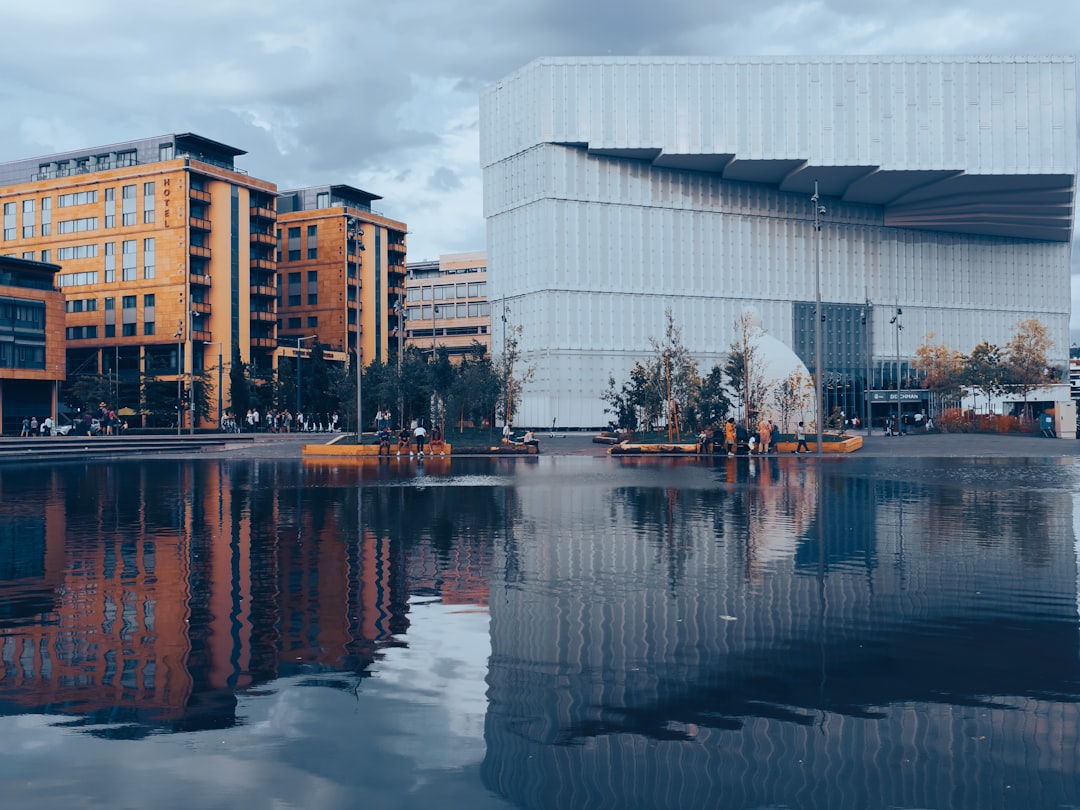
[
  {"left": 405, "top": 251, "right": 490, "bottom": 360},
  {"left": 275, "top": 185, "right": 408, "bottom": 367},
  {"left": 481, "top": 57, "right": 1077, "bottom": 428},
  {"left": 0, "top": 133, "right": 279, "bottom": 427}
]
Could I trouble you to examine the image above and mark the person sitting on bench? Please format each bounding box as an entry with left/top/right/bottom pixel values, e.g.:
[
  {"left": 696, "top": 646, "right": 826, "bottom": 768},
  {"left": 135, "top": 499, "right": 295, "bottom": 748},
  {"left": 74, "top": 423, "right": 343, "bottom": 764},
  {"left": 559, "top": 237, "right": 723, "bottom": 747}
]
[{"left": 522, "top": 429, "right": 539, "bottom": 450}]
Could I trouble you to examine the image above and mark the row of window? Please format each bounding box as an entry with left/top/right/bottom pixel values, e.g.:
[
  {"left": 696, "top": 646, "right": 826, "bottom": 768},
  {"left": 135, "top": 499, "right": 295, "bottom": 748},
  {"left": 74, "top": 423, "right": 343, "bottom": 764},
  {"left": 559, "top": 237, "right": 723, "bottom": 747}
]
[
  {"left": 0, "top": 299, "right": 46, "bottom": 370},
  {"left": 277, "top": 224, "right": 319, "bottom": 262},
  {"left": 406, "top": 281, "right": 487, "bottom": 302},
  {"left": 2, "top": 183, "right": 154, "bottom": 241},
  {"left": 406, "top": 302, "right": 491, "bottom": 321},
  {"left": 49, "top": 238, "right": 155, "bottom": 286},
  {"left": 66, "top": 294, "right": 157, "bottom": 339}
]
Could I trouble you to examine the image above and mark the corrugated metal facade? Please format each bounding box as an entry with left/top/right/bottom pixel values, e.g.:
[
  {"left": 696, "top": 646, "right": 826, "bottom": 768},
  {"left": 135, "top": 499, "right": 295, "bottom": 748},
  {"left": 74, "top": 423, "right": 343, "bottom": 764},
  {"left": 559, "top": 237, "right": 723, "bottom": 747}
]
[{"left": 481, "top": 57, "right": 1077, "bottom": 429}]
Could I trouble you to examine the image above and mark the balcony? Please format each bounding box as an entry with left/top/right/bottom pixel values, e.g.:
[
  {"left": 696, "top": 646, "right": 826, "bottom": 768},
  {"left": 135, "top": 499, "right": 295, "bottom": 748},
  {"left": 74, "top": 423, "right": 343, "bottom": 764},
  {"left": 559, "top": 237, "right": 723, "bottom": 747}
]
[
  {"left": 190, "top": 244, "right": 211, "bottom": 259},
  {"left": 250, "top": 310, "right": 276, "bottom": 322},
  {"left": 250, "top": 284, "right": 276, "bottom": 298},
  {"left": 250, "top": 205, "right": 276, "bottom": 221},
  {"left": 191, "top": 301, "right": 212, "bottom": 315},
  {"left": 251, "top": 258, "right": 275, "bottom": 271},
  {"left": 190, "top": 272, "right": 212, "bottom": 287},
  {"left": 190, "top": 216, "right": 211, "bottom": 232},
  {"left": 191, "top": 329, "right": 212, "bottom": 342},
  {"left": 250, "top": 231, "right": 276, "bottom": 247},
  {"left": 190, "top": 188, "right": 212, "bottom": 204},
  {"left": 251, "top": 336, "right": 277, "bottom": 349}
]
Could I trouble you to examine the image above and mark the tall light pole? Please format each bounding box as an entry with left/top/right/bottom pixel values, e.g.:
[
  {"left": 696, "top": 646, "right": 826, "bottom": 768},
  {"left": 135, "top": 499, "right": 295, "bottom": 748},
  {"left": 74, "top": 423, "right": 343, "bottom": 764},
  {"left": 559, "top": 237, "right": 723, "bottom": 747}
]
[
  {"left": 206, "top": 341, "right": 223, "bottom": 428},
  {"left": 431, "top": 302, "right": 441, "bottom": 356},
  {"left": 890, "top": 306, "right": 903, "bottom": 436},
  {"left": 863, "top": 299, "right": 872, "bottom": 438},
  {"left": 174, "top": 323, "right": 183, "bottom": 436},
  {"left": 812, "top": 182, "right": 826, "bottom": 456},
  {"left": 348, "top": 217, "right": 364, "bottom": 438},
  {"left": 395, "top": 296, "right": 406, "bottom": 427}
]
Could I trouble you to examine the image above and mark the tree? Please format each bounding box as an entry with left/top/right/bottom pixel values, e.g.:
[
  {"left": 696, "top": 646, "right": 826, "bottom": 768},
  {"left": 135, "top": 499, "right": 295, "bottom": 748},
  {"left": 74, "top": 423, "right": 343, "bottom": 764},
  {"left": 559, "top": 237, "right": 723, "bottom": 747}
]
[
  {"left": 725, "top": 311, "right": 770, "bottom": 433},
  {"left": 771, "top": 369, "right": 812, "bottom": 432},
  {"left": 228, "top": 347, "right": 251, "bottom": 418},
  {"left": 602, "top": 373, "right": 638, "bottom": 431},
  {"left": 646, "top": 309, "right": 700, "bottom": 439},
  {"left": 496, "top": 320, "right": 533, "bottom": 428},
  {"left": 914, "top": 332, "right": 964, "bottom": 417},
  {"left": 1004, "top": 318, "right": 1053, "bottom": 420},
  {"left": 697, "top": 365, "right": 732, "bottom": 429},
  {"left": 915, "top": 333, "right": 964, "bottom": 397},
  {"left": 963, "top": 342, "right": 1004, "bottom": 414}
]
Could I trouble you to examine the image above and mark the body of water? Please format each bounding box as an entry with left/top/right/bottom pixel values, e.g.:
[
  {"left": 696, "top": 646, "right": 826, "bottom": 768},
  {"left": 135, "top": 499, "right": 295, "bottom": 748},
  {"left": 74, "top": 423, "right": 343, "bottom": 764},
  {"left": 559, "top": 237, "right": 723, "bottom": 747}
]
[{"left": 1, "top": 454, "right": 1079, "bottom": 809}]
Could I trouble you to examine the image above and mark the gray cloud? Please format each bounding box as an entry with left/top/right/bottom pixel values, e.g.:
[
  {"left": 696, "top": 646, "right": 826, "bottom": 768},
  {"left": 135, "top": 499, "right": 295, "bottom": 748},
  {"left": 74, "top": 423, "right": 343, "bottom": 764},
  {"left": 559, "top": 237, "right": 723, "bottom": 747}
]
[{"left": 1, "top": 0, "right": 1076, "bottom": 279}]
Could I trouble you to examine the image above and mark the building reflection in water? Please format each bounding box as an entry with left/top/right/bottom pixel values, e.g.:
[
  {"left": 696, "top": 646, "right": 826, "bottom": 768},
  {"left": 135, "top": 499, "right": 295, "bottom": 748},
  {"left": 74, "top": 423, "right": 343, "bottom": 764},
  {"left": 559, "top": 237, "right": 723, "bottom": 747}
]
[
  {"left": 1, "top": 455, "right": 1079, "bottom": 808},
  {"left": 0, "top": 458, "right": 503, "bottom": 735},
  {"left": 482, "top": 455, "right": 1080, "bottom": 809}
]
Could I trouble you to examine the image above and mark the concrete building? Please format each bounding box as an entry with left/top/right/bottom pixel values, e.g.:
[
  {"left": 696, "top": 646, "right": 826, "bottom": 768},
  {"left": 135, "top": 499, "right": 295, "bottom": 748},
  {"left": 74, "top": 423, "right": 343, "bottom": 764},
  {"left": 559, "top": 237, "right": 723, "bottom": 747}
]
[
  {"left": 275, "top": 185, "right": 407, "bottom": 368},
  {"left": 0, "top": 133, "right": 279, "bottom": 427},
  {"left": 480, "top": 57, "right": 1077, "bottom": 429},
  {"left": 0, "top": 256, "right": 65, "bottom": 432},
  {"left": 405, "top": 251, "right": 490, "bottom": 360}
]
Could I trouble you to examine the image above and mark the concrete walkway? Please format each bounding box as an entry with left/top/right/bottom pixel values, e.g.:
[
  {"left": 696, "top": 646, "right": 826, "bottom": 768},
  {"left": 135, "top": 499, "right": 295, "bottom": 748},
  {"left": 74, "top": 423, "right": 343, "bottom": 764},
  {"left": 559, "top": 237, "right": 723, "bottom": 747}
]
[
  {"left": 197, "top": 430, "right": 1080, "bottom": 461},
  {"left": 3, "top": 429, "right": 1076, "bottom": 462}
]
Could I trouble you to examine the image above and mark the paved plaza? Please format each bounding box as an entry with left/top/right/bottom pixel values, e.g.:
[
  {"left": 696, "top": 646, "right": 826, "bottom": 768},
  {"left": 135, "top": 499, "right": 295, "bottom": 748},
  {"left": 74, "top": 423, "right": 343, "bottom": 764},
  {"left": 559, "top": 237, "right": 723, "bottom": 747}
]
[{"left": 176, "top": 429, "right": 1080, "bottom": 461}]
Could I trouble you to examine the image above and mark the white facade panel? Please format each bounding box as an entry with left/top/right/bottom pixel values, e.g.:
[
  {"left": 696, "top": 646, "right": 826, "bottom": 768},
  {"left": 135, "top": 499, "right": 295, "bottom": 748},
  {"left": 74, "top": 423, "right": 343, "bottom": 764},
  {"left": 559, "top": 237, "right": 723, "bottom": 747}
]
[{"left": 482, "top": 57, "right": 1077, "bottom": 428}]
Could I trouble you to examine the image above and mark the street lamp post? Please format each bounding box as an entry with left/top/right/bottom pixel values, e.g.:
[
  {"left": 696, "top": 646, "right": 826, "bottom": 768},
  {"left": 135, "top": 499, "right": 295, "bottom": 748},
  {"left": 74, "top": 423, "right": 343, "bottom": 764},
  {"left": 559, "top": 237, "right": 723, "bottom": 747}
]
[
  {"left": 812, "top": 182, "right": 826, "bottom": 456},
  {"left": 890, "top": 306, "right": 903, "bottom": 436},
  {"left": 395, "top": 296, "right": 406, "bottom": 427},
  {"left": 206, "top": 341, "right": 223, "bottom": 429},
  {"left": 174, "top": 324, "right": 183, "bottom": 436},
  {"left": 431, "top": 300, "right": 438, "bottom": 356}
]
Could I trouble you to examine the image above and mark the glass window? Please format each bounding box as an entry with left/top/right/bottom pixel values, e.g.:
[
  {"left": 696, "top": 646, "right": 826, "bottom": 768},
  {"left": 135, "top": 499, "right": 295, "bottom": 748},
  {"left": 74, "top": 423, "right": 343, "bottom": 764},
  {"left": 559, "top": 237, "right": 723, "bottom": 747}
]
[
  {"left": 288, "top": 317, "right": 301, "bottom": 329},
  {"left": 456, "top": 302, "right": 467, "bottom": 318},
  {"left": 422, "top": 286, "right": 432, "bottom": 301},
  {"left": 144, "top": 321, "right": 156, "bottom": 335},
  {"left": 307, "top": 316, "right": 318, "bottom": 328},
  {"left": 456, "top": 283, "right": 467, "bottom": 298},
  {"left": 407, "top": 288, "right": 420, "bottom": 302},
  {"left": 316, "top": 192, "right": 329, "bottom": 207}
]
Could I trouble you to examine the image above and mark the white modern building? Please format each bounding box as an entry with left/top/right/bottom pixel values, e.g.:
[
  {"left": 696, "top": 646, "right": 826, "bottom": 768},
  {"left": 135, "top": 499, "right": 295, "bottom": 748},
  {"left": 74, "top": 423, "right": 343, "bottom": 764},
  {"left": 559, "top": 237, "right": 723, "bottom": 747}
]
[{"left": 480, "top": 56, "right": 1077, "bottom": 429}]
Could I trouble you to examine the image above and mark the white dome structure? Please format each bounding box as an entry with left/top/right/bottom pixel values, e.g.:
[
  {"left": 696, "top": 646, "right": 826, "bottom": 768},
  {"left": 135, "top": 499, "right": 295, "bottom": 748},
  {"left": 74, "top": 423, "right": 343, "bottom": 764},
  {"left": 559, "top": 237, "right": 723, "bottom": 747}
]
[{"left": 735, "top": 308, "right": 816, "bottom": 431}]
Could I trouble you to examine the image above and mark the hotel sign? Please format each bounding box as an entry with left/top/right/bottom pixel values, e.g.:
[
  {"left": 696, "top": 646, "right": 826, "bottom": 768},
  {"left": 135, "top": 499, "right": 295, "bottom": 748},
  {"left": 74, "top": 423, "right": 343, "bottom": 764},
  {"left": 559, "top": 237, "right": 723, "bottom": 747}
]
[{"left": 869, "top": 390, "right": 927, "bottom": 403}]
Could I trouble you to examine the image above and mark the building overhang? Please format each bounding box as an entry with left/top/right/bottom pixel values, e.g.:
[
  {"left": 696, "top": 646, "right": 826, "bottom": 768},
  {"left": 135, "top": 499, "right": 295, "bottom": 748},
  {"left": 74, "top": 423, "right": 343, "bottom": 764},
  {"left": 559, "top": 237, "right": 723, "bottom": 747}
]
[{"left": 583, "top": 147, "right": 1075, "bottom": 242}]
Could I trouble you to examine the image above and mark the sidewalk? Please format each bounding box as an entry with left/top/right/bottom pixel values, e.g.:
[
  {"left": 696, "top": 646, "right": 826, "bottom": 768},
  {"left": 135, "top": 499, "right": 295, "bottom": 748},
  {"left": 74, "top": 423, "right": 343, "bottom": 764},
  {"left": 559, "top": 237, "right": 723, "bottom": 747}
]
[{"left": 4, "top": 429, "right": 1075, "bottom": 462}]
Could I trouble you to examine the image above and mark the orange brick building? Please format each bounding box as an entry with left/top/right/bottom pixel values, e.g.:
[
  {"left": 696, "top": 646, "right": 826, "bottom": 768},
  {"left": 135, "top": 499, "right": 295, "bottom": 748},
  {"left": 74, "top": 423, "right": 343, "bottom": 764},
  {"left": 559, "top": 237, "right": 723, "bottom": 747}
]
[
  {"left": 275, "top": 186, "right": 407, "bottom": 367},
  {"left": 405, "top": 251, "right": 489, "bottom": 361},
  {"left": 0, "top": 133, "right": 279, "bottom": 428},
  {"left": 0, "top": 256, "right": 66, "bottom": 432}
]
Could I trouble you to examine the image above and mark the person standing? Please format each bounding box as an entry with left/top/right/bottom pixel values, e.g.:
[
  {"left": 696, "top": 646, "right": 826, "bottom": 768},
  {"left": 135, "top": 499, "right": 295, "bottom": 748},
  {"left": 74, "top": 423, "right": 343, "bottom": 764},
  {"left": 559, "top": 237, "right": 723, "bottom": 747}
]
[
  {"left": 795, "top": 421, "right": 810, "bottom": 454},
  {"left": 758, "top": 419, "right": 772, "bottom": 454},
  {"left": 20, "top": 417, "right": 30, "bottom": 437},
  {"left": 724, "top": 418, "right": 737, "bottom": 456},
  {"left": 30, "top": 416, "right": 39, "bottom": 436},
  {"left": 414, "top": 422, "right": 428, "bottom": 458}
]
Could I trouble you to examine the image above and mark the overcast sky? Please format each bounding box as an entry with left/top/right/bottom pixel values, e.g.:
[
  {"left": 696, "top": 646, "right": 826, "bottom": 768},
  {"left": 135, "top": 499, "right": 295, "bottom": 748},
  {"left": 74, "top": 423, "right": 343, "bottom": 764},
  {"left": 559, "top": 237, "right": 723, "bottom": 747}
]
[{"left": 2, "top": 1, "right": 1077, "bottom": 327}]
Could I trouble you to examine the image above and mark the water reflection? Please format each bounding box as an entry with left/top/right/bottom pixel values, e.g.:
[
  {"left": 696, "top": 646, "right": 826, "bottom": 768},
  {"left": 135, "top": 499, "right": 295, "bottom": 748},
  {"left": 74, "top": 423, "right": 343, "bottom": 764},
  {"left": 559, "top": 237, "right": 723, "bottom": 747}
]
[{"left": 1, "top": 455, "right": 1078, "bottom": 809}]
